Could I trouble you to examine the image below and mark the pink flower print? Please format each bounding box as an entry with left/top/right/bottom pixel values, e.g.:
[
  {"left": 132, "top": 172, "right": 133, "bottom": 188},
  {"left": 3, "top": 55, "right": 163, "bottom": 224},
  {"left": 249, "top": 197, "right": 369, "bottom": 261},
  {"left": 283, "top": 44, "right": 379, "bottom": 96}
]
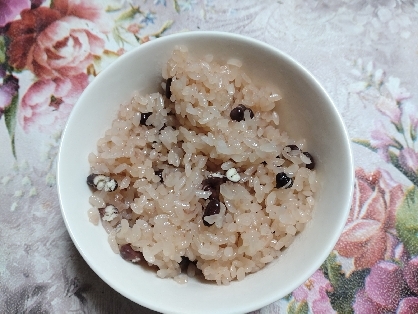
[
  {"left": 375, "top": 96, "right": 401, "bottom": 125},
  {"left": 397, "top": 297, "right": 418, "bottom": 314},
  {"left": 116, "top": 48, "right": 126, "bottom": 56},
  {"left": 52, "top": 0, "right": 112, "bottom": 34},
  {"left": 402, "top": 102, "right": 418, "bottom": 141},
  {"left": 293, "top": 270, "right": 335, "bottom": 314},
  {"left": 0, "top": 0, "right": 30, "bottom": 27},
  {"left": 391, "top": 241, "right": 410, "bottom": 266},
  {"left": 27, "top": 16, "right": 107, "bottom": 79},
  {"left": 385, "top": 77, "right": 411, "bottom": 102},
  {"left": 0, "top": 76, "right": 18, "bottom": 114},
  {"left": 365, "top": 261, "right": 407, "bottom": 311},
  {"left": 353, "top": 289, "right": 385, "bottom": 313},
  {"left": 399, "top": 148, "right": 418, "bottom": 175},
  {"left": 403, "top": 256, "right": 418, "bottom": 295},
  {"left": 335, "top": 169, "right": 404, "bottom": 270},
  {"left": 409, "top": 113, "right": 418, "bottom": 133},
  {"left": 6, "top": 0, "right": 112, "bottom": 80},
  {"left": 354, "top": 259, "right": 418, "bottom": 314},
  {"left": 370, "top": 121, "right": 400, "bottom": 162},
  {"left": 19, "top": 73, "right": 88, "bottom": 132},
  {"left": 127, "top": 23, "right": 141, "bottom": 34},
  {"left": 379, "top": 168, "right": 402, "bottom": 191}
]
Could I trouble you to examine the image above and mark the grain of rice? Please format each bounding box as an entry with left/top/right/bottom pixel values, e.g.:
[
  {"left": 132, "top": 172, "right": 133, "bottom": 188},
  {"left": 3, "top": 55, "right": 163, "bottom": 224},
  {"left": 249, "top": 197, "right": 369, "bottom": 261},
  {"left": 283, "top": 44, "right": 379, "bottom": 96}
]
[
  {"left": 89, "top": 195, "right": 105, "bottom": 208},
  {"left": 87, "top": 207, "right": 100, "bottom": 225}
]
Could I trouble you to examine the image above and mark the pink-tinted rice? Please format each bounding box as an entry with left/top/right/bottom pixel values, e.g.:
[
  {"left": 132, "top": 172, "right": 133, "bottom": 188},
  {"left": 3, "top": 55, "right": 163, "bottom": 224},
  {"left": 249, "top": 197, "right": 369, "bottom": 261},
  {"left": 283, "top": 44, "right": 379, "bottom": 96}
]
[{"left": 87, "top": 46, "right": 317, "bottom": 285}]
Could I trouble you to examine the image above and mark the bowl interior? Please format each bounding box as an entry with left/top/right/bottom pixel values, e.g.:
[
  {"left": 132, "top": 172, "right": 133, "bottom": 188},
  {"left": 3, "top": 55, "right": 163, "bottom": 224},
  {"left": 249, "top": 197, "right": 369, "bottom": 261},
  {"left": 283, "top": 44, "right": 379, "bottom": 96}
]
[{"left": 57, "top": 31, "right": 353, "bottom": 314}]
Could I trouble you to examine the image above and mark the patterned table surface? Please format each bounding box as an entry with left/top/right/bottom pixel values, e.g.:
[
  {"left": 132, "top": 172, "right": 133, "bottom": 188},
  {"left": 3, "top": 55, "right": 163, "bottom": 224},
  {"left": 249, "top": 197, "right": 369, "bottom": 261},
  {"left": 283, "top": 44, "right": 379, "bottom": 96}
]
[{"left": 1, "top": 0, "right": 418, "bottom": 313}]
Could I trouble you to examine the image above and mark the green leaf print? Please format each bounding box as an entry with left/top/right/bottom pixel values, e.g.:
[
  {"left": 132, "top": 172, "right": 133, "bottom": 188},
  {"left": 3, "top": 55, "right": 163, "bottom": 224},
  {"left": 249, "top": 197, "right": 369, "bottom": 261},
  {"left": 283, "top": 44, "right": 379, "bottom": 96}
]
[
  {"left": 388, "top": 151, "right": 418, "bottom": 188},
  {"left": 321, "top": 252, "right": 370, "bottom": 314},
  {"left": 115, "top": 5, "right": 142, "bottom": 22},
  {"left": 4, "top": 92, "right": 19, "bottom": 158},
  {"left": 288, "top": 299, "right": 309, "bottom": 314},
  {"left": 396, "top": 186, "right": 418, "bottom": 255},
  {"left": 352, "top": 139, "right": 377, "bottom": 152},
  {"left": 173, "top": 0, "right": 180, "bottom": 13},
  {"left": 152, "top": 20, "right": 174, "bottom": 38},
  {"left": 321, "top": 252, "right": 342, "bottom": 288},
  {"left": 0, "top": 35, "right": 6, "bottom": 64}
]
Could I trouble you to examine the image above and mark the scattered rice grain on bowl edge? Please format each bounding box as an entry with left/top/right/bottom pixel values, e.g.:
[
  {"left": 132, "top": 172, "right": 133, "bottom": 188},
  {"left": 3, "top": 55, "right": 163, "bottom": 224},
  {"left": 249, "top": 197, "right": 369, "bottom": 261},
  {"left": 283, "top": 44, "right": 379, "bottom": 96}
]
[{"left": 87, "top": 46, "right": 318, "bottom": 285}]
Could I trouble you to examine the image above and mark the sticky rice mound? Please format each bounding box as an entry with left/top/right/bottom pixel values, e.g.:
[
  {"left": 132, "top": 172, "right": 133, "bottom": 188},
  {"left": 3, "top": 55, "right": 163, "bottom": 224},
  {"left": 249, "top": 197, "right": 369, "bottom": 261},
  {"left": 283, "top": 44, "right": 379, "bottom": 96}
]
[{"left": 87, "top": 46, "right": 317, "bottom": 285}]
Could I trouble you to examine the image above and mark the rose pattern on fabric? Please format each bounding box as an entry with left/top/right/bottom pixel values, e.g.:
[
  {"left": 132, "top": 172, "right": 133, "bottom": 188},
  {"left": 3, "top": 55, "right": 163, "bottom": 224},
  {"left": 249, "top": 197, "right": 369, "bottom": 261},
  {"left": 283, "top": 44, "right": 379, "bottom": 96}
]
[
  {"left": 335, "top": 169, "right": 404, "bottom": 270},
  {"left": 27, "top": 16, "right": 107, "bottom": 79},
  {"left": 6, "top": 0, "right": 111, "bottom": 80},
  {"left": 6, "top": 8, "right": 62, "bottom": 70},
  {"left": 19, "top": 73, "right": 88, "bottom": 132}
]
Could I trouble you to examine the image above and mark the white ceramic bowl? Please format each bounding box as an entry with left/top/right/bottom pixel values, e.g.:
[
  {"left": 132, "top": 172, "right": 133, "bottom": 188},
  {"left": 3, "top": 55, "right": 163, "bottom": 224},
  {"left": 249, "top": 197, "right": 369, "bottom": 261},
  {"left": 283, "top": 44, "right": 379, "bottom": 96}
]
[{"left": 57, "top": 31, "right": 353, "bottom": 314}]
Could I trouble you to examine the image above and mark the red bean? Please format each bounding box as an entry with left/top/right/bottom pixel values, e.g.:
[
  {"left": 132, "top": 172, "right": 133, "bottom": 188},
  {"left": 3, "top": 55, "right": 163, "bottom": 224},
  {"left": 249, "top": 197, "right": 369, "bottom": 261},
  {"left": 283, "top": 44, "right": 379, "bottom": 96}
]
[
  {"left": 303, "top": 152, "right": 315, "bottom": 170},
  {"left": 179, "top": 256, "right": 192, "bottom": 272},
  {"left": 154, "top": 169, "right": 164, "bottom": 183},
  {"left": 140, "top": 112, "right": 152, "bottom": 125},
  {"left": 119, "top": 244, "right": 143, "bottom": 263},
  {"left": 285, "top": 145, "right": 300, "bottom": 151},
  {"left": 86, "top": 174, "right": 118, "bottom": 192},
  {"left": 230, "top": 104, "right": 254, "bottom": 122},
  {"left": 203, "top": 199, "right": 221, "bottom": 226},
  {"left": 166, "top": 78, "right": 173, "bottom": 99},
  {"left": 276, "top": 172, "right": 293, "bottom": 189},
  {"left": 201, "top": 176, "right": 225, "bottom": 200}
]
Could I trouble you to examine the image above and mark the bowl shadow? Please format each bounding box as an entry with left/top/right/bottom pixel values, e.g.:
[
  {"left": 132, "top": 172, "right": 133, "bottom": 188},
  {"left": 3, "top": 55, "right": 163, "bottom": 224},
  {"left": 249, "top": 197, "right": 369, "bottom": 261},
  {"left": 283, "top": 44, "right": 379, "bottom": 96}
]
[{"left": 63, "top": 233, "right": 159, "bottom": 314}]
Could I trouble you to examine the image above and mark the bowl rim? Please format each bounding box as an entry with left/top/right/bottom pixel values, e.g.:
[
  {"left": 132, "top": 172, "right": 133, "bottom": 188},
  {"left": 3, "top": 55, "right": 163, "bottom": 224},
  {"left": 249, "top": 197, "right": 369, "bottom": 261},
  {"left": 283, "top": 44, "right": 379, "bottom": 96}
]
[{"left": 57, "top": 30, "right": 354, "bottom": 314}]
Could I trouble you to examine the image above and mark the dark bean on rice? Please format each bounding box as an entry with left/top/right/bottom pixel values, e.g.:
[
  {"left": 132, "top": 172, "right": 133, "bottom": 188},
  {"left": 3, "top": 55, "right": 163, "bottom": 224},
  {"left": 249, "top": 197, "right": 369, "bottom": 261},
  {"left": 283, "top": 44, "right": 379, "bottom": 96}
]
[
  {"left": 140, "top": 112, "right": 152, "bottom": 125},
  {"left": 166, "top": 77, "right": 173, "bottom": 99}
]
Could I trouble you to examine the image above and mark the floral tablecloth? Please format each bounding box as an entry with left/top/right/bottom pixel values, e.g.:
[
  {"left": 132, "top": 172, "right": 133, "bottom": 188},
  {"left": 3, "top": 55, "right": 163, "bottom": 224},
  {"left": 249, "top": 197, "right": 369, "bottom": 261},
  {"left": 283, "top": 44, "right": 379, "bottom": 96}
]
[{"left": 1, "top": 0, "right": 418, "bottom": 313}]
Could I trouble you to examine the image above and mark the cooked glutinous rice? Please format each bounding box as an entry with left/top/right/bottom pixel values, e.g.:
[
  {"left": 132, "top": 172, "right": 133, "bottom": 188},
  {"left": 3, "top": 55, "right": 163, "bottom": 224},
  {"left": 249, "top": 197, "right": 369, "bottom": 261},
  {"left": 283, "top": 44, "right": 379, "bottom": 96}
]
[{"left": 87, "top": 46, "right": 318, "bottom": 285}]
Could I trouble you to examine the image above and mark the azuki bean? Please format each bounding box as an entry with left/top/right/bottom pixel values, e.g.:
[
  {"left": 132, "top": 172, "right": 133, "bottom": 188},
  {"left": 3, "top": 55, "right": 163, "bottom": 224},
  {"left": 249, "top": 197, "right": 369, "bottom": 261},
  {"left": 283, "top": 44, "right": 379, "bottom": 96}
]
[
  {"left": 119, "top": 244, "right": 143, "bottom": 263},
  {"left": 285, "top": 145, "right": 300, "bottom": 152},
  {"left": 303, "top": 152, "right": 315, "bottom": 170},
  {"left": 86, "top": 174, "right": 118, "bottom": 192},
  {"left": 230, "top": 104, "right": 254, "bottom": 122},
  {"left": 166, "top": 78, "right": 173, "bottom": 99},
  {"left": 155, "top": 169, "right": 164, "bottom": 183},
  {"left": 275, "top": 172, "right": 293, "bottom": 189},
  {"left": 202, "top": 176, "right": 225, "bottom": 200},
  {"left": 179, "top": 256, "right": 192, "bottom": 272},
  {"left": 140, "top": 112, "right": 152, "bottom": 125},
  {"left": 203, "top": 199, "right": 221, "bottom": 226}
]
